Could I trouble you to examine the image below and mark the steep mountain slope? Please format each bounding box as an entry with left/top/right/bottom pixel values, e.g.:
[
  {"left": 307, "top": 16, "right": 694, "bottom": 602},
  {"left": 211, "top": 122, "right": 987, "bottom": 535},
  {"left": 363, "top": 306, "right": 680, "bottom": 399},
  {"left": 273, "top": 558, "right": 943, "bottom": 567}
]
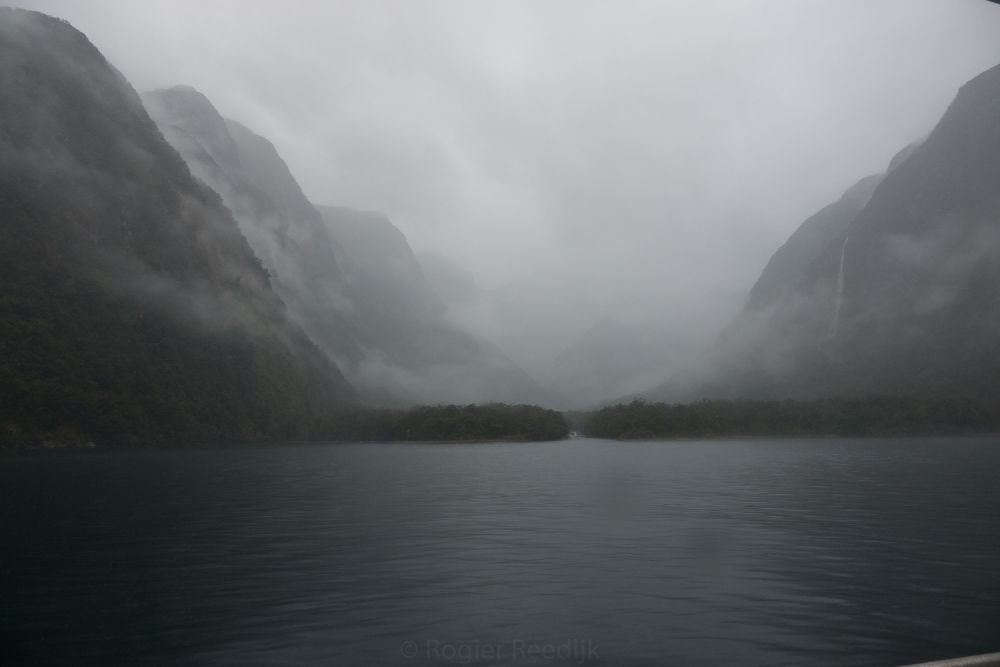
[
  {"left": 417, "top": 251, "right": 482, "bottom": 309},
  {"left": 142, "top": 87, "right": 363, "bottom": 366},
  {"left": 744, "top": 173, "right": 883, "bottom": 313},
  {"left": 0, "top": 9, "right": 352, "bottom": 446},
  {"left": 145, "top": 86, "right": 549, "bottom": 405},
  {"left": 316, "top": 206, "right": 444, "bottom": 354},
  {"left": 316, "top": 206, "right": 552, "bottom": 405},
  {"left": 665, "top": 63, "right": 1000, "bottom": 401}
]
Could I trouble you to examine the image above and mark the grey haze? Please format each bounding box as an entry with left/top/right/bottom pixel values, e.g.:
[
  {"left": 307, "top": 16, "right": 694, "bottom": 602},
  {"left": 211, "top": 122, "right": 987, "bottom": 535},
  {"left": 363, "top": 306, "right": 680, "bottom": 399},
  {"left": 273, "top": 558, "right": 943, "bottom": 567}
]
[{"left": 12, "top": 0, "right": 1000, "bottom": 406}]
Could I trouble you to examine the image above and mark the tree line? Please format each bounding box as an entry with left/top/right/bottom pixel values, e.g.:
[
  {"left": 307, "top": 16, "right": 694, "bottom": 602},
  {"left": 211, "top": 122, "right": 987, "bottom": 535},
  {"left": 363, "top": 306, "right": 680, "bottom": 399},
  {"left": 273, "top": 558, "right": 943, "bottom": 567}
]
[
  {"left": 583, "top": 397, "right": 1000, "bottom": 440},
  {"left": 315, "top": 403, "right": 569, "bottom": 443}
]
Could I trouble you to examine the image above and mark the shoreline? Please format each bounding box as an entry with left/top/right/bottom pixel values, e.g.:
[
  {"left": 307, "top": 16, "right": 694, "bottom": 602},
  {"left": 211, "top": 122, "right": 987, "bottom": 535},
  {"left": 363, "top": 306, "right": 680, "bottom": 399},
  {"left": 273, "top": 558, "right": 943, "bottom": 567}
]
[{"left": 5, "top": 431, "right": 1000, "bottom": 452}]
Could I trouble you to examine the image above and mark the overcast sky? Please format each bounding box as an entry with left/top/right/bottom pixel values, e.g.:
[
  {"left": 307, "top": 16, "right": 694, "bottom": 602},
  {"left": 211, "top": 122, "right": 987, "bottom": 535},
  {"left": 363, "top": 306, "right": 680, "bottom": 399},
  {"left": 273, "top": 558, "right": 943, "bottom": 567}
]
[{"left": 13, "top": 0, "right": 1000, "bottom": 370}]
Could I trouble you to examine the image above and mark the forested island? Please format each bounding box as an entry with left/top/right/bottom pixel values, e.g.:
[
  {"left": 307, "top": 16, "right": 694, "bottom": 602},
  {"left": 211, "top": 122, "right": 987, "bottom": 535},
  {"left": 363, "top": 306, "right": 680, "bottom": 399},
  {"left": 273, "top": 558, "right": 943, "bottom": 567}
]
[
  {"left": 583, "top": 397, "right": 1000, "bottom": 440},
  {"left": 316, "top": 403, "right": 569, "bottom": 443}
]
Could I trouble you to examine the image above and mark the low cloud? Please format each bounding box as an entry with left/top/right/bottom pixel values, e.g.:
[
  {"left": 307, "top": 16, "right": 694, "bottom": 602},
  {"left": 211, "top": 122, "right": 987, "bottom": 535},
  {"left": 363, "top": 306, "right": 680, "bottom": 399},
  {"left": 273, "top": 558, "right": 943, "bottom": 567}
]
[{"left": 12, "top": 0, "right": 1000, "bottom": 399}]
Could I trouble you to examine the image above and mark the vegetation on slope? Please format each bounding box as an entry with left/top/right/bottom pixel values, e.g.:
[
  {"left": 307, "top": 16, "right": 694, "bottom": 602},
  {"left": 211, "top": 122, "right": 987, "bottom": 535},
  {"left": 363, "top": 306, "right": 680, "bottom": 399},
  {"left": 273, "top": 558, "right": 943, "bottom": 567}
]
[{"left": 0, "top": 9, "right": 352, "bottom": 448}]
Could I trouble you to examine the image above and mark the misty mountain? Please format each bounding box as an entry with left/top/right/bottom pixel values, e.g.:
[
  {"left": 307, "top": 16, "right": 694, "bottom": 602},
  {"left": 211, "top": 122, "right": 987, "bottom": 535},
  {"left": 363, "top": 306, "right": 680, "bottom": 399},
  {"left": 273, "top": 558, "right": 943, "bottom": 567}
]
[
  {"left": 317, "top": 205, "right": 553, "bottom": 405},
  {"left": 550, "top": 316, "right": 693, "bottom": 409},
  {"left": 317, "top": 206, "right": 445, "bottom": 348},
  {"left": 417, "top": 252, "right": 690, "bottom": 409},
  {"left": 744, "top": 173, "right": 883, "bottom": 313},
  {"left": 417, "top": 251, "right": 482, "bottom": 310},
  {"left": 662, "top": 63, "right": 1000, "bottom": 401},
  {"left": 144, "top": 86, "right": 549, "bottom": 405},
  {"left": 142, "top": 87, "right": 363, "bottom": 363},
  {"left": 0, "top": 9, "right": 353, "bottom": 445}
]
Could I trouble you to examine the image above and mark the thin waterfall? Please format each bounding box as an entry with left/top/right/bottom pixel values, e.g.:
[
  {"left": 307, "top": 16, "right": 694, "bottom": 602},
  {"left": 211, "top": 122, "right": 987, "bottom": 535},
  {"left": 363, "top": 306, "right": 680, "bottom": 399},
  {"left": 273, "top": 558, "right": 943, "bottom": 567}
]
[{"left": 830, "top": 235, "right": 849, "bottom": 338}]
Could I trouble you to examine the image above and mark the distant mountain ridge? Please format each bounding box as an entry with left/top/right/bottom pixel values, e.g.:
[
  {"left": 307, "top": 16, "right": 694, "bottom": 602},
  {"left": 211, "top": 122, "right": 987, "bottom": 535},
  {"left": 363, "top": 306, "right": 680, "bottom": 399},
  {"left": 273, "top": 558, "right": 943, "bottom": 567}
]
[
  {"left": 654, "top": 62, "right": 1000, "bottom": 402},
  {"left": 144, "top": 85, "right": 550, "bottom": 406},
  {"left": 317, "top": 204, "right": 554, "bottom": 405},
  {"left": 0, "top": 8, "right": 353, "bottom": 446}
]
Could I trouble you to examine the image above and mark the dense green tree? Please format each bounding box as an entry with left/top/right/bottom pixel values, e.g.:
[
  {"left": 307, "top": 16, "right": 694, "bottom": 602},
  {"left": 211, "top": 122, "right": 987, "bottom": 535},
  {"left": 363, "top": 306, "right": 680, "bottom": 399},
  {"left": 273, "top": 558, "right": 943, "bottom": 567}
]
[
  {"left": 316, "top": 403, "right": 569, "bottom": 443},
  {"left": 583, "top": 397, "right": 998, "bottom": 440}
]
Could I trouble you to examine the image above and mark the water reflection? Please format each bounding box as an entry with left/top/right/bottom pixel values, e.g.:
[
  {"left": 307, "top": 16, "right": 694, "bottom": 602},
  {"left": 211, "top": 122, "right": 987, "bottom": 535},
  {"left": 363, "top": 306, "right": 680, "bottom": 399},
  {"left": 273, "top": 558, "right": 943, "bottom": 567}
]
[{"left": 2, "top": 438, "right": 999, "bottom": 666}]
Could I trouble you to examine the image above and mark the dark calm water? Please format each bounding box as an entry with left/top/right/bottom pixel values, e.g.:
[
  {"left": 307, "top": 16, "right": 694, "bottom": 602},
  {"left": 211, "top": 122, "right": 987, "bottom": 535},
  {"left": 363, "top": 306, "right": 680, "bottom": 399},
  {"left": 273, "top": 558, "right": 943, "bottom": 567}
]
[{"left": 2, "top": 438, "right": 999, "bottom": 666}]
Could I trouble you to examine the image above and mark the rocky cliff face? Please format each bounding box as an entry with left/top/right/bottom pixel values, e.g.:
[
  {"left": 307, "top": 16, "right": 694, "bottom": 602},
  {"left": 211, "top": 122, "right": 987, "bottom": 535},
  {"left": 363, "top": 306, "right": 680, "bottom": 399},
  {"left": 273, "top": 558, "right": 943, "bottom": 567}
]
[
  {"left": 0, "top": 9, "right": 353, "bottom": 446},
  {"left": 666, "top": 64, "right": 1000, "bottom": 401}
]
